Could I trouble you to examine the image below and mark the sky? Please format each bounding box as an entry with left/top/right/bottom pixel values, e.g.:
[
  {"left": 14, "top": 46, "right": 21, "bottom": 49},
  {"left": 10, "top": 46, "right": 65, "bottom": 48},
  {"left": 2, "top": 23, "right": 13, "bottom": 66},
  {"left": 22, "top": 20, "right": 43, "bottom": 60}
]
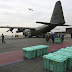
[{"left": 0, "top": 0, "right": 72, "bottom": 35}]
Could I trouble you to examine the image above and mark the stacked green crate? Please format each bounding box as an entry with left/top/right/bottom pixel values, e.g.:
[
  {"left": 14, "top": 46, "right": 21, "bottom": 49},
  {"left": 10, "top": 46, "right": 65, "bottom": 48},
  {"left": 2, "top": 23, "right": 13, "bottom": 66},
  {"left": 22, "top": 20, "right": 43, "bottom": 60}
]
[
  {"left": 60, "top": 51, "right": 72, "bottom": 70},
  {"left": 22, "top": 47, "right": 37, "bottom": 59},
  {"left": 58, "top": 48, "right": 65, "bottom": 51},
  {"left": 36, "top": 49, "right": 42, "bottom": 57},
  {"left": 42, "top": 45, "right": 48, "bottom": 54},
  {"left": 54, "top": 50, "right": 72, "bottom": 70},
  {"left": 49, "top": 47, "right": 72, "bottom": 70},
  {"left": 65, "top": 47, "right": 72, "bottom": 49},
  {"left": 37, "top": 45, "right": 49, "bottom": 55},
  {"left": 42, "top": 45, "right": 48, "bottom": 55},
  {"left": 36, "top": 45, "right": 43, "bottom": 56},
  {"left": 36, "top": 45, "right": 49, "bottom": 56},
  {"left": 43, "top": 54, "right": 49, "bottom": 69},
  {"left": 53, "top": 48, "right": 65, "bottom": 54},
  {"left": 49, "top": 53, "right": 67, "bottom": 72},
  {"left": 43, "top": 53, "right": 68, "bottom": 72},
  {"left": 35, "top": 45, "right": 48, "bottom": 57},
  {"left": 22, "top": 47, "right": 30, "bottom": 57},
  {"left": 43, "top": 53, "right": 54, "bottom": 70},
  {"left": 64, "top": 48, "right": 72, "bottom": 70},
  {"left": 67, "top": 57, "right": 72, "bottom": 70},
  {"left": 22, "top": 45, "right": 49, "bottom": 59},
  {"left": 54, "top": 38, "right": 60, "bottom": 43},
  {"left": 70, "top": 46, "right": 72, "bottom": 49}
]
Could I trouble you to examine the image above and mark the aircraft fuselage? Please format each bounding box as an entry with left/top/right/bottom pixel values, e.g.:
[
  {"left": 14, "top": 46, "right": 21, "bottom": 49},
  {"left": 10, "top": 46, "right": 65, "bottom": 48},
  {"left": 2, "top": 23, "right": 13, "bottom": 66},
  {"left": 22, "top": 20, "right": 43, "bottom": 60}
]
[{"left": 23, "top": 24, "right": 57, "bottom": 37}]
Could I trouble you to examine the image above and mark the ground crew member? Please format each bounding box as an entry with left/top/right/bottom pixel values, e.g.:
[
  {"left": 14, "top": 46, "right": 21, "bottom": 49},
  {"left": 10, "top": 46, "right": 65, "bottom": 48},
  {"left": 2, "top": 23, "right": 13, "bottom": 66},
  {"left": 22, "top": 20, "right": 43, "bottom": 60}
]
[
  {"left": 45, "top": 32, "right": 50, "bottom": 43},
  {"left": 61, "top": 34, "right": 64, "bottom": 43},
  {"left": 51, "top": 33, "right": 54, "bottom": 43},
  {"left": 59, "top": 34, "right": 60, "bottom": 38},
  {"left": 45, "top": 33, "right": 48, "bottom": 43},
  {"left": 1, "top": 34, "right": 6, "bottom": 43},
  {"left": 54, "top": 33, "right": 57, "bottom": 38}
]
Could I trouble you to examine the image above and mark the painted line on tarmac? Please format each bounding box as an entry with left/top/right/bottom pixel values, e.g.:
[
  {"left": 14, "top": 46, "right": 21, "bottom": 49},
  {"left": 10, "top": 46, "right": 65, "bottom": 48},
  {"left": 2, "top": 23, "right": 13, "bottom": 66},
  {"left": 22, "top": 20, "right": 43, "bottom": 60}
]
[{"left": 0, "top": 58, "right": 28, "bottom": 67}]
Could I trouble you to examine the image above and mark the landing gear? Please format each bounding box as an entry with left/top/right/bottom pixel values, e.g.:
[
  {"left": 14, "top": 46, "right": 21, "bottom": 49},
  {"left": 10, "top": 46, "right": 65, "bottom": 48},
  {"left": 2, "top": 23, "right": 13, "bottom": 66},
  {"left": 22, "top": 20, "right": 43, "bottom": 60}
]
[
  {"left": 43, "top": 35, "right": 45, "bottom": 38},
  {"left": 36, "top": 35, "right": 40, "bottom": 38},
  {"left": 25, "top": 35, "right": 27, "bottom": 37},
  {"left": 29, "top": 35, "right": 32, "bottom": 38},
  {"left": 41, "top": 34, "right": 45, "bottom": 38}
]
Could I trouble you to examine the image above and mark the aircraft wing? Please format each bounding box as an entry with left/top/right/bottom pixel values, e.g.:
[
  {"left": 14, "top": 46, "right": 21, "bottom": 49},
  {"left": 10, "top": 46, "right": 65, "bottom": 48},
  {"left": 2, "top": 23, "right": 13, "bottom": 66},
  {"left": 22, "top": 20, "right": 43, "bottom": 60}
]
[
  {"left": 0, "top": 26, "right": 35, "bottom": 30},
  {"left": 36, "top": 21, "right": 50, "bottom": 25},
  {"left": 0, "top": 26, "right": 35, "bottom": 33}
]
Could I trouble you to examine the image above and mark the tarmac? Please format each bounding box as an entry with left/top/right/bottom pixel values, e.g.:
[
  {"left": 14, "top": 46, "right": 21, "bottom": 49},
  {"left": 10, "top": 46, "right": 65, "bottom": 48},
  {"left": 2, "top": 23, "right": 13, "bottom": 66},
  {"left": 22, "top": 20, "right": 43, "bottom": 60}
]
[{"left": 0, "top": 35, "right": 72, "bottom": 72}]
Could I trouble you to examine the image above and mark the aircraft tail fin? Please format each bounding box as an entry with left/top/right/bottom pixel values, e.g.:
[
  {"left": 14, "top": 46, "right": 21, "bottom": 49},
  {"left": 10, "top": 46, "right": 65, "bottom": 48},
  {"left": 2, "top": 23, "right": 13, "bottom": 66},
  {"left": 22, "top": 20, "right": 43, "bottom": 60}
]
[
  {"left": 50, "top": 1, "right": 65, "bottom": 24},
  {"left": 36, "top": 1, "right": 66, "bottom": 25}
]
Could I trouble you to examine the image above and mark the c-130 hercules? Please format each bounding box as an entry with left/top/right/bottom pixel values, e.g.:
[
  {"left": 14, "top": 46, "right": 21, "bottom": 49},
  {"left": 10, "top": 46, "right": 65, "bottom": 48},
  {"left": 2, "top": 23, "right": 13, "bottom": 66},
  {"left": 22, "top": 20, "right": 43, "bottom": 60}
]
[{"left": 0, "top": 1, "right": 70, "bottom": 37}]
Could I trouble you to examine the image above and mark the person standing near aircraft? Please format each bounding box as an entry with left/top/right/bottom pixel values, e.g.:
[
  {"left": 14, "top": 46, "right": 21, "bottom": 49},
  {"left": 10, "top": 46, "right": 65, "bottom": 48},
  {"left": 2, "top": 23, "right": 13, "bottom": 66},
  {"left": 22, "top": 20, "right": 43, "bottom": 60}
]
[
  {"left": 54, "top": 33, "right": 57, "bottom": 38},
  {"left": 45, "top": 33, "right": 48, "bottom": 43},
  {"left": 59, "top": 33, "right": 61, "bottom": 38},
  {"left": 51, "top": 33, "right": 54, "bottom": 43},
  {"left": 45, "top": 32, "right": 50, "bottom": 43},
  {"left": 61, "top": 33, "right": 64, "bottom": 43},
  {"left": 1, "top": 34, "right": 6, "bottom": 43}
]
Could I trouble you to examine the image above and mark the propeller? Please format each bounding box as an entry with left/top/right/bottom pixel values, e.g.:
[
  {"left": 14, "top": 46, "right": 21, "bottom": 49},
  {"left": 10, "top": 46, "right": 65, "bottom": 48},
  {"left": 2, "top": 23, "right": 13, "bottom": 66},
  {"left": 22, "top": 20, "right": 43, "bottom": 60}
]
[{"left": 6, "top": 28, "right": 14, "bottom": 33}]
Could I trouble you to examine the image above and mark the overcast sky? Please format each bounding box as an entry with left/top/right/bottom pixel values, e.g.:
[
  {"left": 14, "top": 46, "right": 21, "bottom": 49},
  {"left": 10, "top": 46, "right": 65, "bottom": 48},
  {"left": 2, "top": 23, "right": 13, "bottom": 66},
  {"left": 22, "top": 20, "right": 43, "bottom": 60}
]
[{"left": 0, "top": 0, "right": 72, "bottom": 35}]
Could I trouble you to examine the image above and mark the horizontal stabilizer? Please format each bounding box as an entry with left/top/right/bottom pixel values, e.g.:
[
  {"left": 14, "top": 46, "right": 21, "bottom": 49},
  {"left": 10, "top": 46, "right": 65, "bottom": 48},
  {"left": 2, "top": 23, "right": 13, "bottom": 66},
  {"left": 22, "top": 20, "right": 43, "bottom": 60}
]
[
  {"left": 36, "top": 21, "right": 50, "bottom": 25},
  {"left": 63, "top": 25, "right": 71, "bottom": 26},
  {"left": 59, "top": 25, "right": 71, "bottom": 26}
]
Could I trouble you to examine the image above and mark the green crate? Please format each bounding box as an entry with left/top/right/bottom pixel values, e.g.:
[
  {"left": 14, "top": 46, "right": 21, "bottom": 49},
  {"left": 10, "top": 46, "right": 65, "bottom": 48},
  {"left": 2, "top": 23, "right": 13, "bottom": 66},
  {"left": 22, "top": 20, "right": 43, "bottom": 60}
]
[
  {"left": 43, "top": 58, "right": 47, "bottom": 69},
  {"left": 37, "top": 49, "right": 42, "bottom": 57},
  {"left": 66, "top": 52, "right": 72, "bottom": 70},
  {"left": 41, "top": 48, "right": 44, "bottom": 55},
  {"left": 53, "top": 48, "right": 68, "bottom": 56},
  {"left": 67, "top": 58, "right": 72, "bottom": 70},
  {"left": 54, "top": 38, "right": 60, "bottom": 43},
  {"left": 45, "top": 59, "right": 67, "bottom": 72},
  {"left": 65, "top": 46, "right": 72, "bottom": 49},
  {"left": 53, "top": 46, "right": 72, "bottom": 70},
  {"left": 58, "top": 48, "right": 65, "bottom": 51},
  {"left": 43, "top": 53, "right": 68, "bottom": 72},
  {"left": 22, "top": 45, "right": 49, "bottom": 59},
  {"left": 54, "top": 51, "right": 72, "bottom": 70},
  {"left": 43, "top": 57, "right": 49, "bottom": 69},
  {"left": 64, "top": 49, "right": 72, "bottom": 52},
  {"left": 43, "top": 54, "right": 49, "bottom": 69},
  {"left": 22, "top": 50, "right": 26, "bottom": 57},
  {"left": 39, "top": 45, "right": 48, "bottom": 55},
  {"left": 22, "top": 47, "right": 37, "bottom": 59},
  {"left": 41, "top": 47, "right": 48, "bottom": 55},
  {"left": 44, "top": 47, "right": 48, "bottom": 54},
  {"left": 25, "top": 50, "right": 36, "bottom": 59},
  {"left": 35, "top": 45, "right": 48, "bottom": 55},
  {"left": 53, "top": 60, "right": 67, "bottom": 72}
]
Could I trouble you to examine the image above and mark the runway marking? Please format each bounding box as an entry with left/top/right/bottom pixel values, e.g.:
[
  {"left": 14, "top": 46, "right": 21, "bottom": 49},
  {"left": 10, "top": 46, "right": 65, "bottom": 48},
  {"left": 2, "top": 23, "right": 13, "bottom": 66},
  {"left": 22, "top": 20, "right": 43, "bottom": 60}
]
[{"left": 0, "top": 41, "right": 72, "bottom": 66}]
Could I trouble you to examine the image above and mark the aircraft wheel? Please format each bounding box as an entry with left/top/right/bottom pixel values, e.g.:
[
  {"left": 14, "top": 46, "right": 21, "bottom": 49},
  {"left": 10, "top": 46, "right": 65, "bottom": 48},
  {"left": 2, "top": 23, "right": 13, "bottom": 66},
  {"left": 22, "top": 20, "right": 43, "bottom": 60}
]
[
  {"left": 29, "top": 36, "right": 32, "bottom": 38},
  {"left": 25, "top": 35, "right": 27, "bottom": 37},
  {"left": 42, "top": 35, "right": 45, "bottom": 38},
  {"left": 36, "top": 35, "right": 39, "bottom": 38}
]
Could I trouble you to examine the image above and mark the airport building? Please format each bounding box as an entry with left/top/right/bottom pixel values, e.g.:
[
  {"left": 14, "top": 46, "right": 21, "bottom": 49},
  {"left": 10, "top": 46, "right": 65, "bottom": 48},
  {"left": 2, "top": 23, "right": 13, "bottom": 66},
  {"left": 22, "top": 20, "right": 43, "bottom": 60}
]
[{"left": 66, "top": 28, "right": 72, "bottom": 34}]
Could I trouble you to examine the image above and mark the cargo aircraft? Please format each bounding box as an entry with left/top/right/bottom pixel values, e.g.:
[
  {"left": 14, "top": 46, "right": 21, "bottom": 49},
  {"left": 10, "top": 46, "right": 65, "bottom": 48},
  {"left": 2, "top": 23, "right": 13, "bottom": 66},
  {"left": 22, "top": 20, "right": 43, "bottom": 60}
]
[{"left": 0, "top": 1, "right": 69, "bottom": 37}]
